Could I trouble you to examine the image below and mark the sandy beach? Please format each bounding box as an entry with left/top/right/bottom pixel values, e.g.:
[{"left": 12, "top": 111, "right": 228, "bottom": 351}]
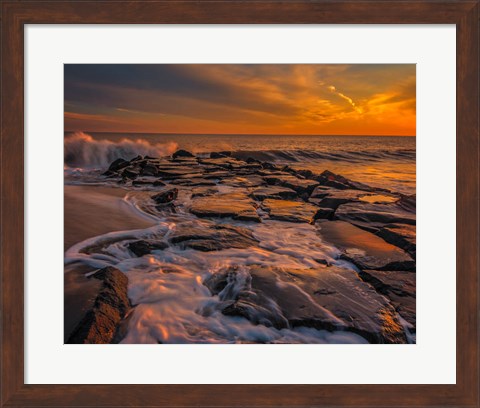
[{"left": 64, "top": 185, "right": 155, "bottom": 252}]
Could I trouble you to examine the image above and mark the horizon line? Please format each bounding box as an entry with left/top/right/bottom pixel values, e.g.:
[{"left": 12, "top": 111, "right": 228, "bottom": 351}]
[{"left": 64, "top": 130, "right": 416, "bottom": 138}]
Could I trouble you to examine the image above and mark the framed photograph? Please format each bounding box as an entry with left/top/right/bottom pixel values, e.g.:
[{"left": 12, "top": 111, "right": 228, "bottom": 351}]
[{"left": 1, "top": 1, "right": 478, "bottom": 407}]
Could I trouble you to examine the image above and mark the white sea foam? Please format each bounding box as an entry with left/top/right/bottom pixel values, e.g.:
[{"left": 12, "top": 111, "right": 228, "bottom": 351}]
[{"left": 64, "top": 132, "right": 178, "bottom": 168}]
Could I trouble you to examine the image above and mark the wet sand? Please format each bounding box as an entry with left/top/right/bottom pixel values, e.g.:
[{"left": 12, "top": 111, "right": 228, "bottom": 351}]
[
  {"left": 64, "top": 185, "right": 156, "bottom": 340},
  {"left": 64, "top": 185, "right": 155, "bottom": 252}
]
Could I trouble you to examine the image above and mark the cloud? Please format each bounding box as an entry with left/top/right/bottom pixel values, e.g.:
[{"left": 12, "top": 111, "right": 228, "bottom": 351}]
[
  {"left": 326, "top": 85, "right": 363, "bottom": 113},
  {"left": 64, "top": 64, "right": 415, "bottom": 135}
]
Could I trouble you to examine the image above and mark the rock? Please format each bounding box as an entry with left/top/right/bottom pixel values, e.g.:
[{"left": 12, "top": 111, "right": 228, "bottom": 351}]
[
  {"left": 376, "top": 224, "right": 416, "bottom": 259},
  {"left": 358, "top": 194, "right": 399, "bottom": 204},
  {"left": 210, "top": 151, "right": 231, "bottom": 159},
  {"left": 157, "top": 167, "right": 203, "bottom": 179},
  {"left": 191, "top": 186, "right": 219, "bottom": 198},
  {"left": 219, "top": 176, "right": 265, "bottom": 188},
  {"left": 246, "top": 157, "right": 261, "bottom": 164},
  {"left": 171, "top": 178, "right": 217, "bottom": 187},
  {"left": 108, "top": 158, "right": 130, "bottom": 172},
  {"left": 140, "top": 163, "right": 158, "bottom": 177},
  {"left": 202, "top": 170, "right": 232, "bottom": 179},
  {"left": 250, "top": 186, "right": 298, "bottom": 201},
  {"left": 172, "top": 149, "right": 195, "bottom": 159},
  {"left": 130, "top": 155, "right": 143, "bottom": 162},
  {"left": 198, "top": 157, "right": 240, "bottom": 169},
  {"left": 128, "top": 240, "right": 168, "bottom": 257},
  {"left": 121, "top": 167, "right": 139, "bottom": 180},
  {"left": 190, "top": 192, "right": 261, "bottom": 222},
  {"left": 317, "top": 189, "right": 365, "bottom": 209},
  {"left": 310, "top": 185, "right": 333, "bottom": 199},
  {"left": 315, "top": 170, "right": 372, "bottom": 191},
  {"left": 359, "top": 270, "right": 416, "bottom": 329},
  {"left": 262, "top": 199, "right": 319, "bottom": 223},
  {"left": 397, "top": 194, "right": 416, "bottom": 213},
  {"left": 151, "top": 188, "right": 178, "bottom": 204},
  {"left": 205, "top": 265, "right": 407, "bottom": 343},
  {"left": 316, "top": 220, "right": 415, "bottom": 271},
  {"left": 67, "top": 267, "right": 131, "bottom": 344},
  {"left": 261, "top": 162, "right": 278, "bottom": 171},
  {"left": 312, "top": 207, "right": 335, "bottom": 221},
  {"left": 264, "top": 175, "right": 319, "bottom": 195},
  {"left": 169, "top": 221, "right": 258, "bottom": 251},
  {"left": 131, "top": 176, "right": 163, "bottom": 186},
  {"left": 335, "top": 201, "right": 416, "bottom": 231}
]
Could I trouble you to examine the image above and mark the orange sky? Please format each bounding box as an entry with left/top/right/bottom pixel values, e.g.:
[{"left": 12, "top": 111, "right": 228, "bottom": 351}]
[{"left": 65, "top": 64, "right": 416, "bottom": 136}]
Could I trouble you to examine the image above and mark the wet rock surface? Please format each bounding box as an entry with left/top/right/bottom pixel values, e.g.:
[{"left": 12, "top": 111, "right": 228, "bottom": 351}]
[
  {"left": 316, "top": 220, "right": 415, "bottom": 271},
  {"left": 128, "top": 240, "right": 168, "bottom": 257},
  {"left": 67, "top": 266, "right": 131, "bottom": 344},
  {"left": 359, "top": 270, "right": 416, "bottom": 329},
  {"left": 262, "top": 199, "right": 319, "bottom": 223},
  {"left": 152, "top": 188, "right": 178, "bottom": 204},
  {"left": 205, "top": 265, "right": 407, "bottom": 343},
  {"left": 190, "top": 192, "right": 261, "bottom": 222},
  {"left": 376, "top": 224, "right": 416, "bottom": 259},
  {"left": 335, "top": 201, "right": 416, "bottom": 232},
  {"left": 250, "top": 186, "right": 298, "bottom": 201},
  {"left": 169, "top": 221, "right": 258, "bottom": 251},
  {"left": 264, "top": 174, "right": 319, "bottom": 195}
]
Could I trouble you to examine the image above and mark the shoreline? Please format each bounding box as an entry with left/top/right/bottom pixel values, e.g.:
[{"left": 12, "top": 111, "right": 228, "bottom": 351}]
[{"left": 64, "top": 185, "right": 155, "bottom": 252}]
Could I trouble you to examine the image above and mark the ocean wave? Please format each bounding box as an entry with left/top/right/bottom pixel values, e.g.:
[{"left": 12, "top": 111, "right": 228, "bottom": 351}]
[
  {"left": 64, "top": 132, "right": 178, "bottom": 168},
  {"left": 232, "top": 148, "right": 416, "bottom": 163}
]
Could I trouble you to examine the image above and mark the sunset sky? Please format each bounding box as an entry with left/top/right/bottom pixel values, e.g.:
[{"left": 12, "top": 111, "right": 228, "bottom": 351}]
[{"left": 64, "top": 64, "right": 416, "bottom": 136}]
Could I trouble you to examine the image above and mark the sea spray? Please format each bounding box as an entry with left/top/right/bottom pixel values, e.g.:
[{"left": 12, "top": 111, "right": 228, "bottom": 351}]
[{"left": 64, "top": 132, "right": 178, "bottom": 168}]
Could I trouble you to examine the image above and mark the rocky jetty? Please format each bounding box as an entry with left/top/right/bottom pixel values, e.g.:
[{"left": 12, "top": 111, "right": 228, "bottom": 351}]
[{"left": 92, "top": 150, "right": 416, "bottom": 343}]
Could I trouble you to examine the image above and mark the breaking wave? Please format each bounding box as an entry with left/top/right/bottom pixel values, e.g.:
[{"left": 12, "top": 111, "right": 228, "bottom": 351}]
[{"left": 64, "top": 132, "right": 178, "bottom": 168}]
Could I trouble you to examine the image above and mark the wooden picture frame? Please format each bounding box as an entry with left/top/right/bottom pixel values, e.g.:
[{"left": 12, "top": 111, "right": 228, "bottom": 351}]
[{"left": 1, "top": 1, "right": 478, "bottom": 406}]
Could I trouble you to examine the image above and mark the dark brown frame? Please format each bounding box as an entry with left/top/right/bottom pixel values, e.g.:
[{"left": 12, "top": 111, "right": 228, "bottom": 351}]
[{"left": 1, "top": 1, "right": 479, "bottom": 407}]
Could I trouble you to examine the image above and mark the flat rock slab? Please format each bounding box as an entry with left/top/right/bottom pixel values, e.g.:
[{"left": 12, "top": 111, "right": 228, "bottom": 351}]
[
  {"left": 170, "top": 221, "right": 258, "bottom": 251},
  {"left": 205, "top": 265, "right": 407, "bottom": 343},
  {"left": 335, "top": 201, "right": 416, "bottom": 231},
  {"left": 376, "top": 224, "right": 416, "bottom": 259},
  {"left": 316, "top": 220, "right": 415, "bottom": 271},
  {"left": 250, "top": 186, "right": 298, "bottom": 201},
  {"left": 313, "top": 189, "right": 399, "bottom": 210},
  {"left": 170, "top": 178, "right": 217, "bottom": 187},
  {"left": 316, "top": 170, "right": 373, "bottom": 191},
  {"left": 262, "top": 199, "right": 319, "bottom": 223},
  {"left": 219, "top": 176, "right": 266, "bottom": 188},
  {"left": 157, "top": 167, "right": 204, "bottom": 179},
  {"left": 264, "top": 175, "right": 319, "bottom": 195},
  {"left": 67, "top": 266, "right": 131, "bottom": 344},
  {"left": 278, "top": 266, "right": 407, "bottom": 343},
  {"left": 198, "top": 157, "right": 247, "bottom": 169},
  {"left": 316, "top": 189, "right": 365, "bottom": 209},
  {"left": 190, "top": 192, "right": 261, "bottom": 222},
  {"left": 191, "top": 186, "right": 219, "bottom": 198},
  {"left": 359, "top": 270, "right": 416, "bottom": 329}
]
